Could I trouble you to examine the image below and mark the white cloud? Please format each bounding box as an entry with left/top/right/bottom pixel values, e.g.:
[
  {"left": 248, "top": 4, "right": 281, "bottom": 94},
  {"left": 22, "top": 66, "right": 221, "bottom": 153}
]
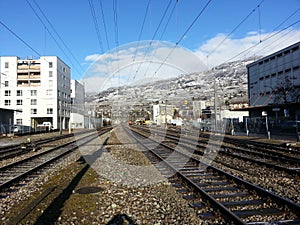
[
  {"left": 82, "top": 40, "right": 206, "bottom": 92},
  {"left": 85, "top": 54, "right": 101, "bottom": 62},
  {"left": 82, "top": 31, "right": 300, "bottom": 93},
  {"left": 194, "top": 29, "right": 300, "bottom": 67}
]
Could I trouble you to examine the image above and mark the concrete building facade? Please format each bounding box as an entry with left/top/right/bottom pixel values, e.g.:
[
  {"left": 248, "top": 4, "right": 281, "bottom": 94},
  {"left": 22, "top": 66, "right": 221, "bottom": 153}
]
[
  {"left": 0, "top": 56, "right": 71, "bottom": 130},
  {"left": 247, "top": 41, "right": 300, "bottom": 120},
  {"left": 70, "top": 80, "right": 88, "bottom": 128}
]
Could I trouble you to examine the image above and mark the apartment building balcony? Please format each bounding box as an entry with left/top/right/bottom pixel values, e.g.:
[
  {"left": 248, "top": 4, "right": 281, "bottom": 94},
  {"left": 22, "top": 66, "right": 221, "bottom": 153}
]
[
  {"left": 17, "top": 75, "right": 41, "bottom": 79},
  {"left": 17, "top": 66, "right": 41, "bottom": 73},
  {"left": 17, "top": 80, "right": 41, "bottom": 87},
  {"left": 17, "top": 72, "right": 41, "bottom": 80}
]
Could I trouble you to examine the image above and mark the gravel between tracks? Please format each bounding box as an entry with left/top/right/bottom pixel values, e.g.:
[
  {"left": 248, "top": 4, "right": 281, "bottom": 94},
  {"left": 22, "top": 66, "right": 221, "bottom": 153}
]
[
  {"left": 62, "top": 126, "right": 204, "bottom": 224},
  {"left": 1, "top": 127, "right": 209, "bottom": 225}
]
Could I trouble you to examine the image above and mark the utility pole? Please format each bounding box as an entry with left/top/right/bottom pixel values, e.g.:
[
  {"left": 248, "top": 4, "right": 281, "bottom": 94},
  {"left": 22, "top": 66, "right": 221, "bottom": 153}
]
[
  {"left": 59, "top": 101, "right": 62, "bottom": 134},
  {"left": 165, "top": 100, "right": 167, "bottom": 129}
]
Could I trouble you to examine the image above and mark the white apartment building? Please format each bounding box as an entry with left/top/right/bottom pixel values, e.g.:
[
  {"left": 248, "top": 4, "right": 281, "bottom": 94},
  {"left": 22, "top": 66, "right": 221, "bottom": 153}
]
[
  {"left": 153, "top": 103, "right": 174, "bottom": 125},
  {"left": 70, "top": 80, "right": 88, "bottom": 128},
  {"left": 0, "top": 56, "right": 71, "bottom": 130}
]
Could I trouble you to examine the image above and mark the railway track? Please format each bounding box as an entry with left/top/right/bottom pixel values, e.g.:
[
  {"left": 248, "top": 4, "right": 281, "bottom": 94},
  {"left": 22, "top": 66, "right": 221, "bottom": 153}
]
[
  {"left": 0, "top": 128, "right": 112, "bottom": 193},
  {"left": 131, "top": 125, "right": 300, "bottom": 175},
  {"left": 127, "top": 126, "right": 300, "bottom": 224},
  {"left": 0, "top": 130, "right": 91, "bottom": 161}
]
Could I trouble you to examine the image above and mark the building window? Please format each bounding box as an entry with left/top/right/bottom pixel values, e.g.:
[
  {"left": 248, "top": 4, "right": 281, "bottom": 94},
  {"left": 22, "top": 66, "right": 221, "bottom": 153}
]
[
  {"left": 4, "top": 100, "right": 11, "bottom": 106},
  {"left": 46, "top": 89, "right": 53, "bottom": 95},
  {"left": 16, "top": 109, "right": 22, "bottom": 115},
  {"left": 31, "top": 108, "right": 37, "bottom": 114},
  {"left": 292, "top": 46, "right": 299, "bottom": 52},
  {"left": 4, "top": 62, "right": 9, "bottom": 68},
  {"left": 16, "top": 119, "right": 22, "bottom": 125},
  {"left": 31, "top": 99, "right": 37, "bottom": 105},
  {"left": 31, "top": 90, "right": 37, "bottom": 96},
  {"left": 49, "top": 62, "right": 53, "bottom": 68},
  {"left": 49, "top": 71, "right": 53, "bottom": 77},
  {"left": 16, "top": 90, "right": 23, "bottom": 96},
  {"left": 48, "top": 80, "right": 53, "bottom": 87},
  {"left": 47, "top": 108, "right": 53, "bottom": 114},
  {"left": 4, "top": 81, "right": 8, "bottom": 87},
  {"left": 4, "top": 90, "right": 11, "bottom": 96},
  {"left": 17, "top": 99, "right": 23, "bottom": 105},
  {"left": 285, "top": 68, "right": 291, "bottom": 73}
]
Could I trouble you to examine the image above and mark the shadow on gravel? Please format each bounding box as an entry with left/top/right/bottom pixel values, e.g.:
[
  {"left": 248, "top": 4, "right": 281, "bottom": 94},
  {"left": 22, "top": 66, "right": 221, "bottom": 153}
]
[
  {"left": 33, "top": 163, "right": 90, "bottom": 225},
  {"left": 106, "top": 214, "right": 137, "bottom": 225},
  {"left": 34, "top": 137, "right": 109, "bottom": 225}
]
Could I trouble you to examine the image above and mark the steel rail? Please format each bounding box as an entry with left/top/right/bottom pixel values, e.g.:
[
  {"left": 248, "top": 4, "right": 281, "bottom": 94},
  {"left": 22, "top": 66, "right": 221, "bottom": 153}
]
[{"left": 128, "top": 126, "right": 300, "bottom": 224}]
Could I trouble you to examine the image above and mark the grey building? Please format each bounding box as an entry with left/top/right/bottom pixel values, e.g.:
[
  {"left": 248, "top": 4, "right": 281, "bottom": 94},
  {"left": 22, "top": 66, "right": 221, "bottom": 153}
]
[
  {"left": 246, "top": 41, "right": 300, "bottom": 120},
  {"left": 0, "top": 108, "right": 14, "bottom": 134}
]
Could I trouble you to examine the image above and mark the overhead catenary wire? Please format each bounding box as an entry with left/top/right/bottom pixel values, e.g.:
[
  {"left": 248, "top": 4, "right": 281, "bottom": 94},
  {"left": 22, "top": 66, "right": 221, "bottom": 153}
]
[
  {"left": 159, "top": 0, "right": 178, "bottom": 40},
  {"left": 133, "top": 0, "right": 151, "bottom": 62},
  {"left": 88, "top": 0, "right": 105, "bottom": 53},
  {"left": 141, "top": 0, "right": 179, "bottom": 79},
  {"left": 99, "top": 0, "right": 110, "bottom": 51},
  {"left": 216, "top": 6, "right": 300, "bottom": 66},
  {"left": 258, "top": 3, "right": 262, "bottom": 43},
  {"left": 32, "top": 0, "right": 85, "bottom": 73},
  {"left": 221, "top": 18, "right": 300, "bottom": 65},
  {"left": 206, "top": 0, "right": 264, "bottom": 58},
  {"left": 126, "top": 0, "right": 151, "bottom": 83},
  {"left": 248, "top": 28, "right": 297, "bottom": 59},
  {"left": 26, "top": 0, "right": 84, "bottom": 77},
  {"left": 0, "top": 20, "right": 41, "bottom": 57},
  {"left": 132, "top": 0, "right": 173, "bottom": 81},
  {"left": 112, "top": 0, "right": 121, "bottom": 90},
  {"left": 249, "top": 6, "right": 300, "bottom": 57},
  {"left": 150, "top": 0, "right": 212, "bottom": 79},
  {"left": 31, "top": 0, "right": 86, "bottom": 77},
  {"left": 113, "top": 0, "right": 119, "bottom": 48}
]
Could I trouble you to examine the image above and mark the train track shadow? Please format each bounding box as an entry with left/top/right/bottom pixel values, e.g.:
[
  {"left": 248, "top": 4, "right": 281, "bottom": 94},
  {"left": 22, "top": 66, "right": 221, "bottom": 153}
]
[
  {"left": 33, "top": 163, "right": 90, "bottom": 225},
  {"left": 33, "top": 137, "right": 109, "bottom": 225}
]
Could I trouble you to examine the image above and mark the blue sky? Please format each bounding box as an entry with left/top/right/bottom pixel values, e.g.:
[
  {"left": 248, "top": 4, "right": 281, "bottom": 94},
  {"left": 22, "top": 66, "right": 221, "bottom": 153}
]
[{"left": 1, "top": 0, "right": 300, "bottom": 85}]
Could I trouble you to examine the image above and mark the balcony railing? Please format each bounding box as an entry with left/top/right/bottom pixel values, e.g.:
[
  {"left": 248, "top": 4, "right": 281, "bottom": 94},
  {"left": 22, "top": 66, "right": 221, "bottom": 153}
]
[{"left": 17, "top": 74, "right": 41, "bottom": 79}]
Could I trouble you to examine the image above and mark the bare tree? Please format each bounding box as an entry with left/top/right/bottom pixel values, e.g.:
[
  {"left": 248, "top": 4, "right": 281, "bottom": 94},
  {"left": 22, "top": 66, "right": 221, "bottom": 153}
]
[{"left": 273, "top": 76, "right": 300, "bottom": 104}]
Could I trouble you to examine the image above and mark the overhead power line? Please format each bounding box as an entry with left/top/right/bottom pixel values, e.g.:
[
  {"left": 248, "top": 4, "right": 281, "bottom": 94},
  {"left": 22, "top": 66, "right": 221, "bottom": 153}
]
[
  {"left": 222, "top": 18, "right": 300, "bottom": 64},
  {"left": 132, "top": 0, "right": 173, "bottom": 81},
  {"left": 142, "top": 0, "right": 179, "bottom": 78},
  {"left": 207, "top": 0, "right": 264, "bottom": 58},
  {"left": 159, "top": 0, "right": 178, "bottom": 40},
  {"left": 132, "top": 0, "right": 151, "bottom": 63},
  {"left": 26, "top": 0, "right": 84, "bottom": 77},
  {"left": 32, "top": 0, "right": 85, "bottom": 73},
  {"left": 113, "top": 0, "right": 119, "bottom": 48},
  {"left": 126, "top": 0, "right": 151, "bottom": 83},
  {"left": 221, "top": 5, "right": 300, "bottom": 64},
  {"left": 151, "top": 0, "right": 212, "bottom": 78},
  {"left": 0, "top": 20, "right": 41, "bottom": 56},
  {"left": 88, "top": 0, "right": 105, "bottom": 53},
  {"left": 99, "top": 0, "right": 110, "bottom": 50}
]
